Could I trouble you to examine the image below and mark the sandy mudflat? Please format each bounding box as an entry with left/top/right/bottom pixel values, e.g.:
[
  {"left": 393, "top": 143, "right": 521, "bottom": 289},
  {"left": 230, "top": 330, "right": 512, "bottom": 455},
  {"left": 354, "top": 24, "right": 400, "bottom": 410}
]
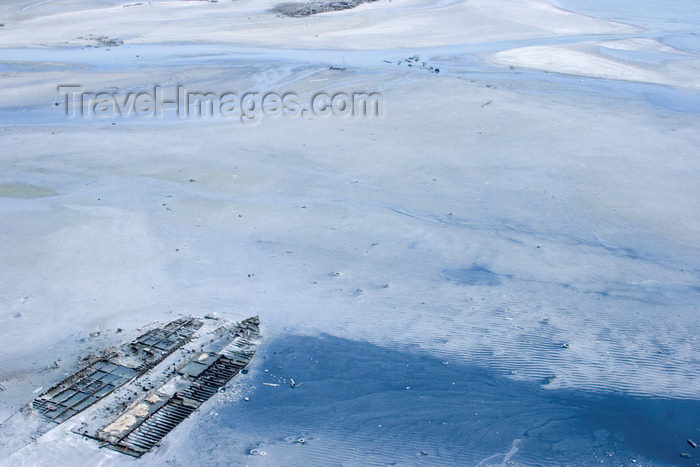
[{"left": 1, "top": 0, "right": 700, "bottom": 465}]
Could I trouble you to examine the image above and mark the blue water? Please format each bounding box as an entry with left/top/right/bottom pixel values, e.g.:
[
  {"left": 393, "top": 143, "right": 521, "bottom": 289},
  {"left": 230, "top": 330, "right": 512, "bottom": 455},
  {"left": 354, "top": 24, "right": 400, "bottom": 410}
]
[
  {"left": 177, "top": 335, "right": 700, "bottom": 466},
  {"left": 443, "top": 266, "right": 507, "bottom": 286},
  {"left": 553, "top": 0, "right": 700, "bottom": 31},
  {"left": 554, "top": 0, "right": 700, "bottom": 54}
]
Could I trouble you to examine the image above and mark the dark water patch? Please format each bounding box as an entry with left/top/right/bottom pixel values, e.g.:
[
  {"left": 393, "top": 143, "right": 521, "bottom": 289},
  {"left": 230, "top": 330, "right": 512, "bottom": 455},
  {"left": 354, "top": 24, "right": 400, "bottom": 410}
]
[
  {"left": 195, "top": 335, "right": 700, "bottom": 465},
  {"left": 443, "top": 265, "right": 508, "bottom": 286}
]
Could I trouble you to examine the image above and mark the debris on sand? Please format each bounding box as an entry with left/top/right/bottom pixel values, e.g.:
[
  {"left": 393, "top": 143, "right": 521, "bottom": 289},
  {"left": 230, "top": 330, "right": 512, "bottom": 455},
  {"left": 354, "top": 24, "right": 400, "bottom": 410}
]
[
  {"left": 75, "top": 34, "right": 124, "bottom": 48},
  {"left": 272, "top": 0, "right": 378, "bottom": 17},
  {"left": 387, "top": 55, "right": 441, "bottom": 73}
]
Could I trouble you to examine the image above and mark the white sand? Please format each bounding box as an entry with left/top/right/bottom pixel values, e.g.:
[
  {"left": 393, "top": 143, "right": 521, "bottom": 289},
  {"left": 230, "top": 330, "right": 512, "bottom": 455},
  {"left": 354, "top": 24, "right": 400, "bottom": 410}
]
[
  {"left": 491, "top": 38, "right": 700, "bottom": 88},
  {"left": 1, "top": 0, "right": 700, "bottom": 464},
  {"left": 0, "top": 0, "right": 635, "bottom": 49}
]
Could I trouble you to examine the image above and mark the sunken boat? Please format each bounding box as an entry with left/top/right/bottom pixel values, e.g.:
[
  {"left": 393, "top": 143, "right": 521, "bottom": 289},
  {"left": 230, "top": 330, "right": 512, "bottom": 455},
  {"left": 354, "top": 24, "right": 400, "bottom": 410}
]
[
  {"left": 95, "top": 316, "right": 259, "bottom": 456},
  {"left": 30, "top": 317, "right": 204, "bottom": 423},
  {"left": 22, "top": 315, "right": 259, "bottom": 457}
]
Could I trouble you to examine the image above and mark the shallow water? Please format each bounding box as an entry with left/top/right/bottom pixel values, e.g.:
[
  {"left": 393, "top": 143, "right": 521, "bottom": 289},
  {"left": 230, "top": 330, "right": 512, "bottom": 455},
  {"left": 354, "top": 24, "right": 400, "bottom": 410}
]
[
  {"left": 164, "top": 335, "right": 700, "bottom": 465},
  {"left": 553, "top": 0, "right": 700, "bottom": 31}
]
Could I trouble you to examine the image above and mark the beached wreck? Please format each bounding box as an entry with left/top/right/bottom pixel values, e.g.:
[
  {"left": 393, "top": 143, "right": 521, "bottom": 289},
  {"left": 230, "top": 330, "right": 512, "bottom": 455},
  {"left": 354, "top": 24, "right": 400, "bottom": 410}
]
[
  {"left": 26, "top": 316, "right": 259, "bottom": 457},
  {"left": 30, "top": 317, "right": 204, "bottom": 423},
  {"left": 95, "top": 316, "right": 259, "bottom": 457}
]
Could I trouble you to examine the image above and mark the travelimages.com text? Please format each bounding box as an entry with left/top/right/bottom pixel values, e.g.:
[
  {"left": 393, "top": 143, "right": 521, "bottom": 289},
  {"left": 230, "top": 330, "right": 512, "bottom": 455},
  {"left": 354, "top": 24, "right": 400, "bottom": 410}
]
[{"left": 57, "top": 85, "right": 384, "bottom": 122}]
